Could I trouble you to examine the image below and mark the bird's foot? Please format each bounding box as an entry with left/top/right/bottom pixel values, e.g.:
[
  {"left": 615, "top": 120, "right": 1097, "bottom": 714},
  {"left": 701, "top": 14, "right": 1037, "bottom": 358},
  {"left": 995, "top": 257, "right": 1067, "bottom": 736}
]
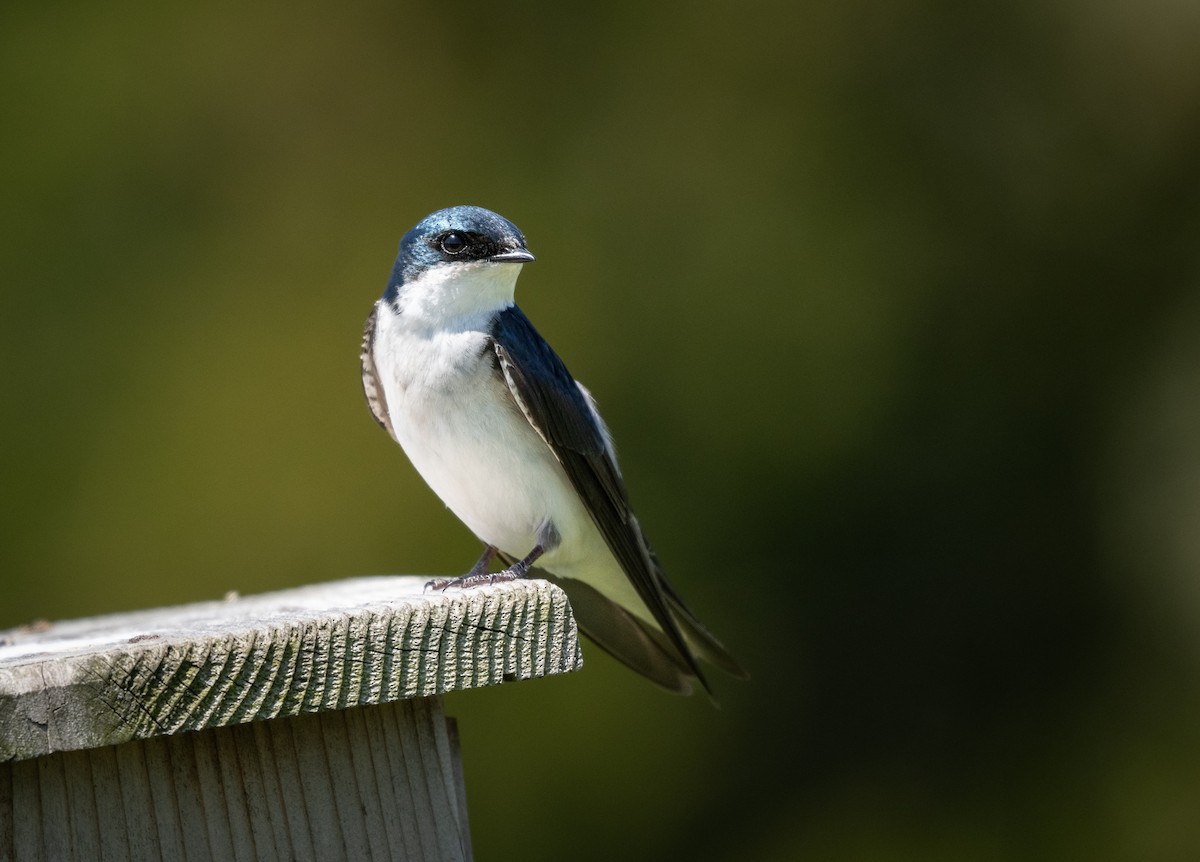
[
  {"left": 424, "top": 542, "right": 546, "bottom": 592},
  {"left": 425, "top": 569, "right": 523, "bottom": 592}
]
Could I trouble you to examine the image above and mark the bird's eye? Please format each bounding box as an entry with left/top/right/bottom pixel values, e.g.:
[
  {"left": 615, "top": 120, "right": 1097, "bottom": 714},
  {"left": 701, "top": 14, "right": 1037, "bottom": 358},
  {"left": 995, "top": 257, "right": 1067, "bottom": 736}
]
[{"left": 440, "top": 233, "right": 466, "bottom": 254}]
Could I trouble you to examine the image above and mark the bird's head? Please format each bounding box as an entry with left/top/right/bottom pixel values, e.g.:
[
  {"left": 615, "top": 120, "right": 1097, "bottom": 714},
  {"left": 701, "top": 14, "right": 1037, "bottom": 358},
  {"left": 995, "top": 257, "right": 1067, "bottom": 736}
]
[{"left": 383, "top": 206, "right": 534, "bottom": 322}]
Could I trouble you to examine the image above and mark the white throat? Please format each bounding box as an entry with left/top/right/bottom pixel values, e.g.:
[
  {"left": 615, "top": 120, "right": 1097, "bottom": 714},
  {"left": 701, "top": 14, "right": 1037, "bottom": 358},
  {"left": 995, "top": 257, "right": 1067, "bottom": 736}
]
[{"left": 394, "top": 261, "right": 523, "bottom": 331}]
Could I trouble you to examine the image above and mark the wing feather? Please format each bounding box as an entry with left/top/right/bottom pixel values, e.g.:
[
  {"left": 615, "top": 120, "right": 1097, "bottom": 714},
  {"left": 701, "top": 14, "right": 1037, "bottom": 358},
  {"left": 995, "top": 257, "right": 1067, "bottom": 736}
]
[
  {"left": 361, "top": 301, "right": 398, "bottom": 442},
  {"left": 489, "top": 306, "right": 709, "bottom": 690}
]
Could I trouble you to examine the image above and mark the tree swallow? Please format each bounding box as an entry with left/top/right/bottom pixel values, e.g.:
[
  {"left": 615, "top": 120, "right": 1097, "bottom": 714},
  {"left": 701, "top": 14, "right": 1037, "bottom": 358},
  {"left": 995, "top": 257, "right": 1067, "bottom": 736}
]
[{"left": 361, "top": 205, "right": 745, "bottom": 695}]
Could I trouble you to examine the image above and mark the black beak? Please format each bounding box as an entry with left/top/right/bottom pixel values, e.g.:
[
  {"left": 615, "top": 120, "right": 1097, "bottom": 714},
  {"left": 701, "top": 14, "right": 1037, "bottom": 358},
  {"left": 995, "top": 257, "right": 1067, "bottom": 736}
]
[{"left": 490, "top": 248, "right": 535, "bottom": 263}]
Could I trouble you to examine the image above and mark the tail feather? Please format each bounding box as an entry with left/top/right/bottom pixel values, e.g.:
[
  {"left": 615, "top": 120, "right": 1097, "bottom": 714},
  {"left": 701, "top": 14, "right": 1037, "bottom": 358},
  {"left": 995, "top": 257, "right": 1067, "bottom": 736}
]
[
  {"left": 664, "top": 592, "right": 750, "bottom": 680},
  {"left": 543, "top": 573, "right": 747, "bottom": 696},
  {"left": 544, "top": 574, "right": 696, "bottom": 694},
  {"left": 643, "top": 545, "right": 749, "bottom": 680}
]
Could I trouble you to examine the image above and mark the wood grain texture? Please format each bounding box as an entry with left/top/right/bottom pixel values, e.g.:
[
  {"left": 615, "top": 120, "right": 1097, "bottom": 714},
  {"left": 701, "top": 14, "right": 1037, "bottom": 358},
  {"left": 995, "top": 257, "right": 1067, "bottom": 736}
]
[
  {"left": 0, "top": 577, "right": 581, "bottom": 763},
  {"left": 0, "top": 698, "right": 471, "bottom": 862}
]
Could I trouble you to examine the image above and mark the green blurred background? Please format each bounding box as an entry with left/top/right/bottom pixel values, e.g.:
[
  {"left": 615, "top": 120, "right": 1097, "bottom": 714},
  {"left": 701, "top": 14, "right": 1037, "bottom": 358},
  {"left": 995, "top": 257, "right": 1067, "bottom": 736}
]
[{"left": 4, "top": 1, "right": 1200, "bottom": 858}]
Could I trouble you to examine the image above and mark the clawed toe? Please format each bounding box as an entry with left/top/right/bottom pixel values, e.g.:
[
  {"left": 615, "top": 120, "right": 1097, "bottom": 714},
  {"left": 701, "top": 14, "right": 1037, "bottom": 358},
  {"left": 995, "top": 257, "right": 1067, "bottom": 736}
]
[
  {"left": 424, "top": 570, "right": 521, "bottom": 593},
  {"left": 424, "top": 541, "right": 545, "bottom": 593}
]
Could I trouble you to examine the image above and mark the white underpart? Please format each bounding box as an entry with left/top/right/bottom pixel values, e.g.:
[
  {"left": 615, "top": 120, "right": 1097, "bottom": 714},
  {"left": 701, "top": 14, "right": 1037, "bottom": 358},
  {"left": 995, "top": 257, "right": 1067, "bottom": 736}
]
[{"left": 372, "top": 260, "right": 650, "bottom": 619}]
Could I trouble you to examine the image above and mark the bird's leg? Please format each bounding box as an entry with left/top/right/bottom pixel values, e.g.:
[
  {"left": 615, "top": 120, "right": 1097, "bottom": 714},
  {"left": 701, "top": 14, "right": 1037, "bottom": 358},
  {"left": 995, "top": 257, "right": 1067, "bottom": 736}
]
[
  {"left": 425, "top": 545, "right": 498, "bottom": 591},
  {"left": 426, "top": 523, "right": 559, "bottom": 592},
  {"left": 466, "top": 544, "right": 499, "bottom": 579},
  {"left": 426, "top": 544, "right": 544, "bottom": 592},
  {"left": 499, "top": 543, "right": 546, "bottom": 579},
  {"left": 485, "top": 520, "right": 558, "bottom": 581}
]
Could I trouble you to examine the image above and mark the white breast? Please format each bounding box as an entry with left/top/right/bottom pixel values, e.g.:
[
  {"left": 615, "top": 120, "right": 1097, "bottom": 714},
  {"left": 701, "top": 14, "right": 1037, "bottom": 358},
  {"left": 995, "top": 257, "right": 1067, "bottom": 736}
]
[{"left": 370, "top": 298, "right": 604, "bottom": 569}]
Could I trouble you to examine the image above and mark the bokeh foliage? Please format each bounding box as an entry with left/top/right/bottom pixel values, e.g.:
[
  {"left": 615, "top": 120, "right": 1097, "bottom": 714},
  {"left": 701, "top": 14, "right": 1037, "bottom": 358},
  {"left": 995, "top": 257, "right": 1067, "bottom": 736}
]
[{"left": 3, "top": 1, "right": 1200, "bottom": 859}]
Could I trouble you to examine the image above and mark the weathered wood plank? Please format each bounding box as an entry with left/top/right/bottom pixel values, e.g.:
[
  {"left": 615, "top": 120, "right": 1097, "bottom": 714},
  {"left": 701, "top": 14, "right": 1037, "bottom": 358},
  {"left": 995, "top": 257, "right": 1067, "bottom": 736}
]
[
  {"left": 0, "top": 756, "right": 11, "bottom": 857},
  {"left": 0, "top": 577, "right": 581, "bottom": 763},
  {"left": 0, "top": 699, "right": 473, "bottom": 862},
  {"left": 9, "top": 759, "right": 40, "bottom": 859}
]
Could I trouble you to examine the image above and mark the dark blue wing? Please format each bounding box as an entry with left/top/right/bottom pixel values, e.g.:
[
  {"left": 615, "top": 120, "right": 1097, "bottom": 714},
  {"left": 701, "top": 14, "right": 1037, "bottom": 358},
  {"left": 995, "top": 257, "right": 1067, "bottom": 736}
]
[{"left": 489, "top": 305, "right": 708, "bottom": 688}]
